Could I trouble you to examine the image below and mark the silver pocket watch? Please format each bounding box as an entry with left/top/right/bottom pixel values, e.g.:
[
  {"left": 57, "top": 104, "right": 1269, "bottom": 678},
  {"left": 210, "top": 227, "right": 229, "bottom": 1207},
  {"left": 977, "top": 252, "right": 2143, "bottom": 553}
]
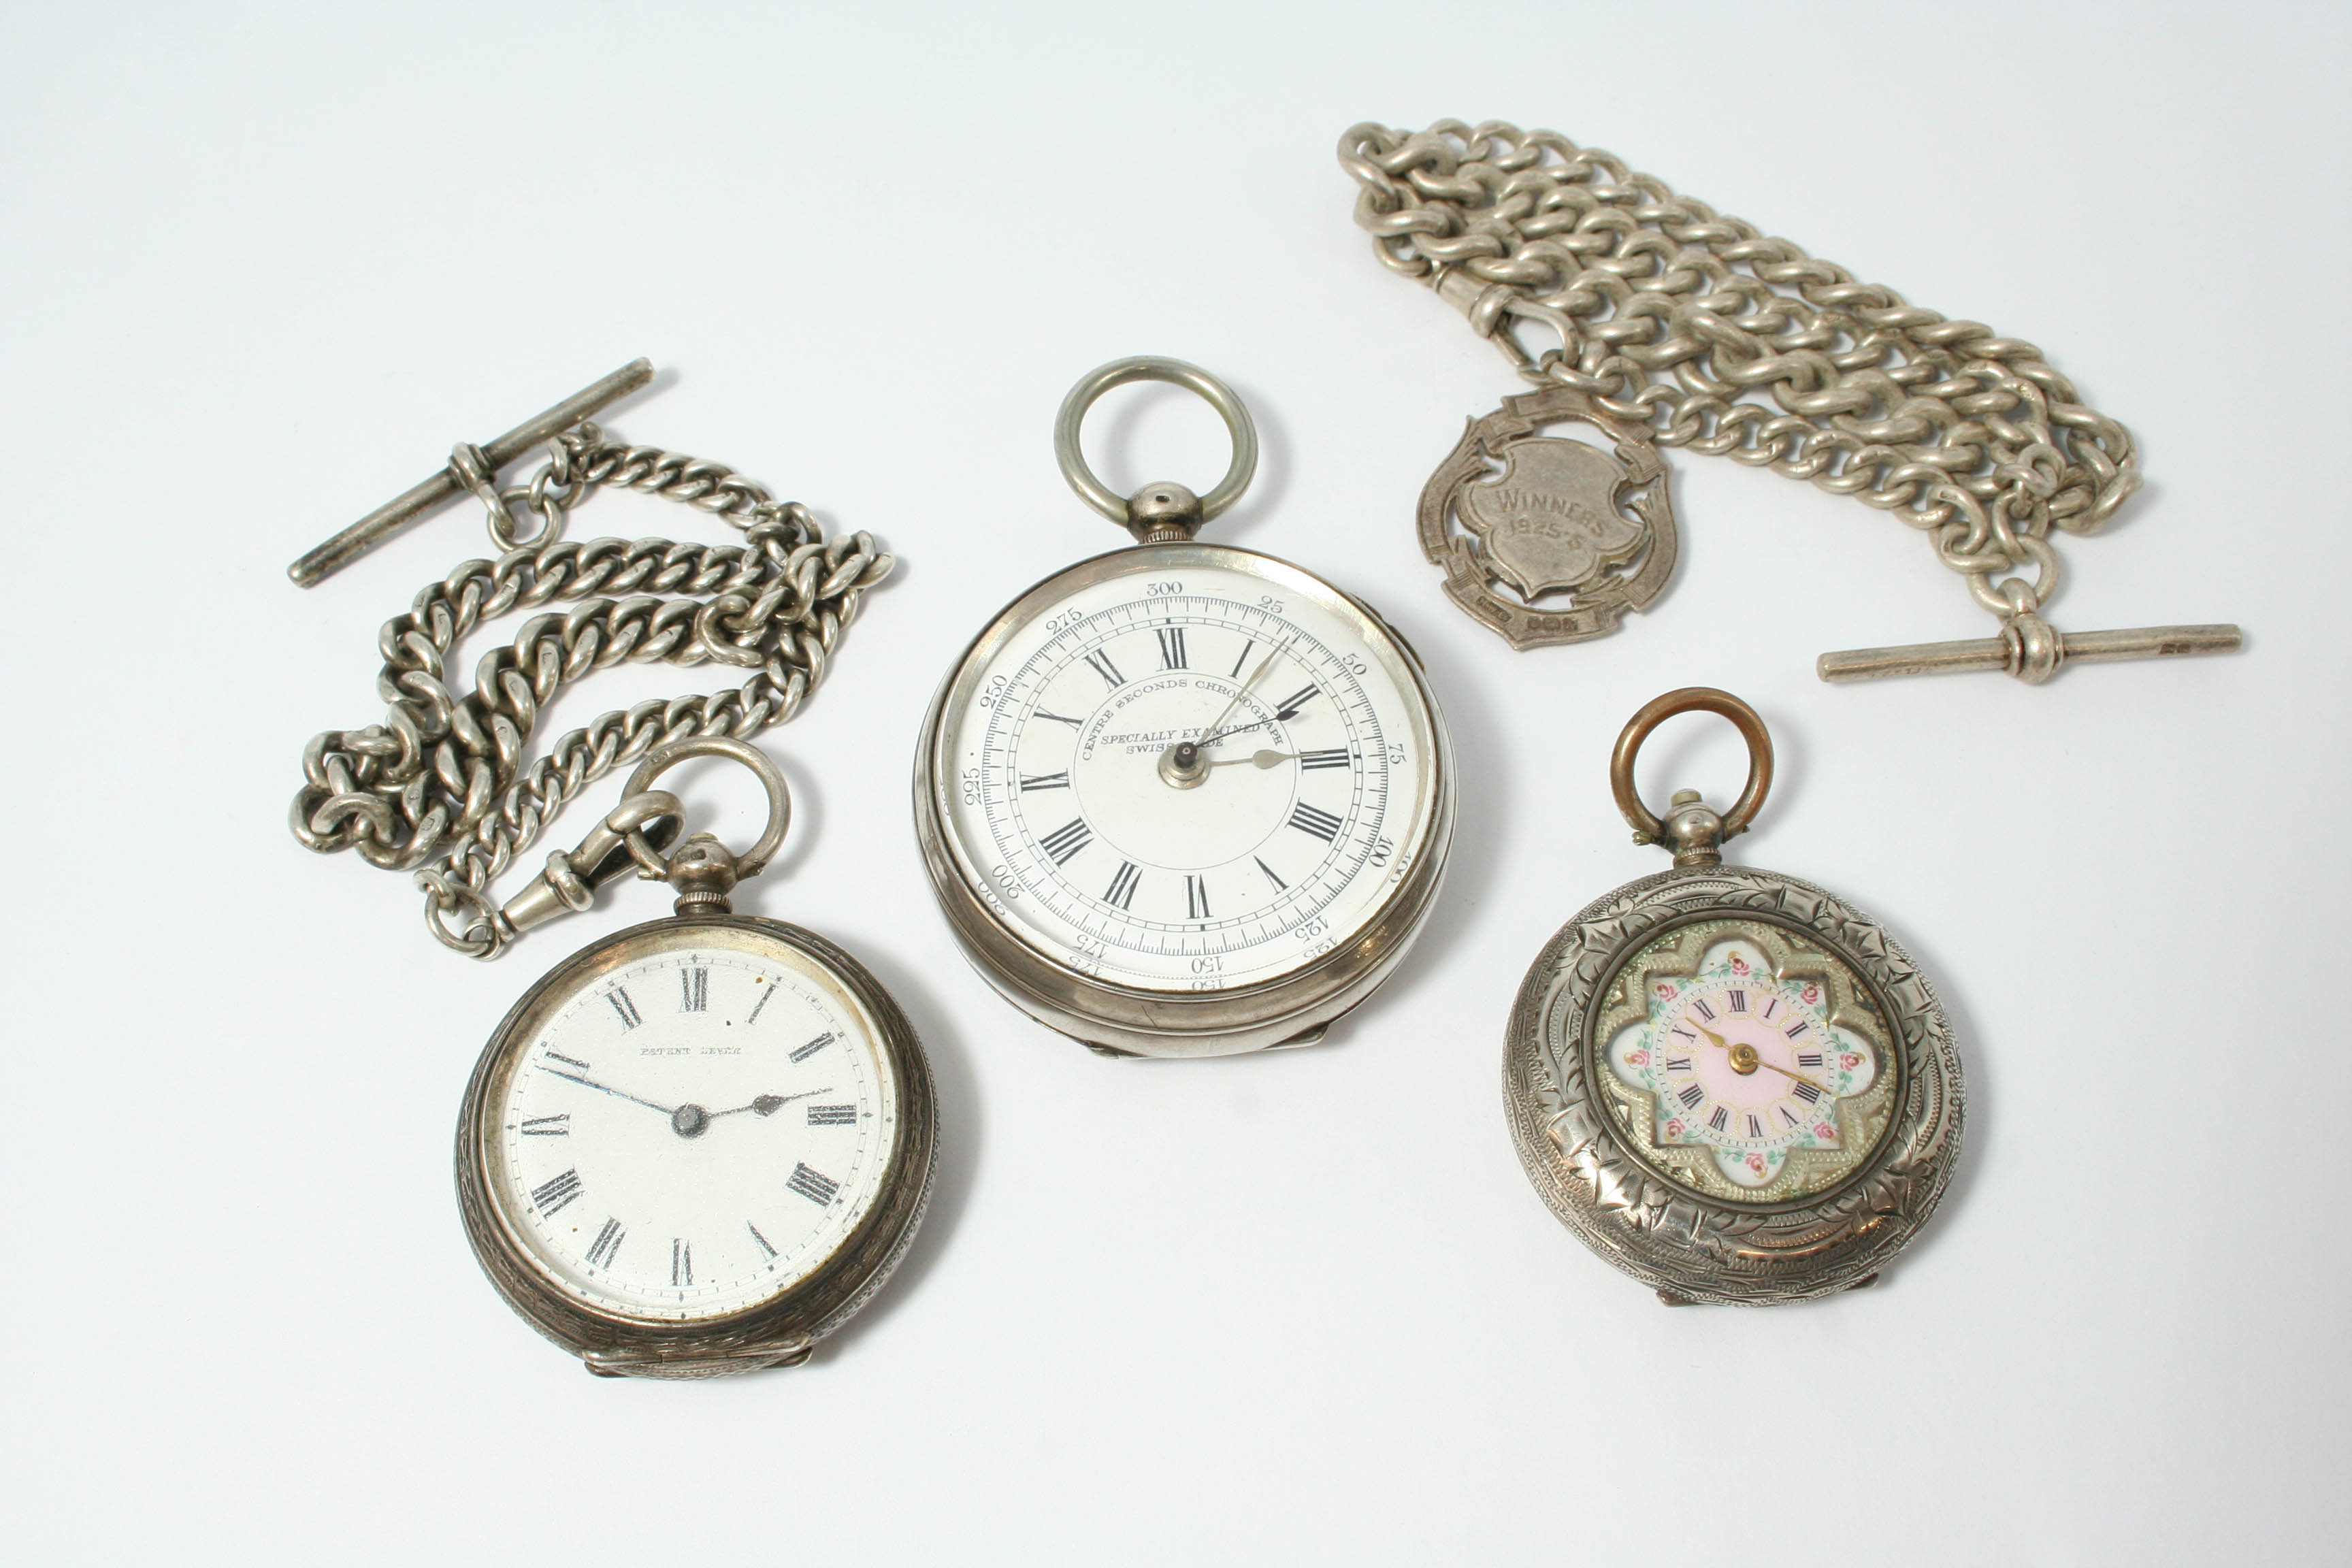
[
  {"left": 284, "top": 364, "right": 934, "bottom": 1374},
  {"left": 915, "top": 358, "right": 1456, "bottom": 1058},
  {"left": 1503, "top": 689, "right": 1963, "bottom": 1304},
  {"left": 457, "top": 738, "right": 936, "bottom": 1376}
]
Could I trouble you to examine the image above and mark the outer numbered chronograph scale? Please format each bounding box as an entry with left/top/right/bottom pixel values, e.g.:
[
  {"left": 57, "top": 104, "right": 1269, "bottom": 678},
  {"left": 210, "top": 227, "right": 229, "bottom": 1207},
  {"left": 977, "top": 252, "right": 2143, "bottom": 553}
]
[
  {"left": 915, "top": 359, "right": 1454, "bottom": 1058},
  {"left": 1503, "top": 690, "right": 1963, "bottom": 1305}
]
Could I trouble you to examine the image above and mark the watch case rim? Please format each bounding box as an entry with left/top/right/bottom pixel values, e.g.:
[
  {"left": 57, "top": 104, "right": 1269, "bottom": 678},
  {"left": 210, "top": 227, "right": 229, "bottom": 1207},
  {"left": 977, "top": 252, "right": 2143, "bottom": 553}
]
[
  {"left": 1503, "top": 862, "right": 1964, "bottom": 1304},
  {"left": 456, "top": 913, "right": 938, "bottom": 1374},
  {"left": 913, "top": 541, "right": 1455, "bottom": 1058}
]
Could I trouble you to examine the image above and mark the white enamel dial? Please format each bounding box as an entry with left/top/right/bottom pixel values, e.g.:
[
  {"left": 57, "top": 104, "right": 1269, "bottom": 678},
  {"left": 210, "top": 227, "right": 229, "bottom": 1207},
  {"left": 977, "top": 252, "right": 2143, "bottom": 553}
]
[
  {"left": 937, "top": 552, "right": 1440, "bottom": 991},
  {"left": 487, "top": 927, "right": 898, "bottom": 1322}
]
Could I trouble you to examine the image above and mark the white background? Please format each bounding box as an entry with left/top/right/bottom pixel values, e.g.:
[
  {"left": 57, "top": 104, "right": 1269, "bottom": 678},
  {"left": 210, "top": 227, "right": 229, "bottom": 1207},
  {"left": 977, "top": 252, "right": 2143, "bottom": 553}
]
[{"left": 3, "top": 3, "right": 2344, "bottom": 1563}]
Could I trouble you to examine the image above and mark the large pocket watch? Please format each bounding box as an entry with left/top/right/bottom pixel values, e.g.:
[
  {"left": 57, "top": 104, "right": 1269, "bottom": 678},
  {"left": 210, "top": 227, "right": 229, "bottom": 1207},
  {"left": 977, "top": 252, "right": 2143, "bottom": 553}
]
[
  {"left": 1503, "top": 690, "right": 1963, "bottom": 1304},
  {"left": 457, "top": 738, "right": 936, "bottom": 1375},
  {"left": 915, "top": 357, "right": 1456, "bottom": 1058}
]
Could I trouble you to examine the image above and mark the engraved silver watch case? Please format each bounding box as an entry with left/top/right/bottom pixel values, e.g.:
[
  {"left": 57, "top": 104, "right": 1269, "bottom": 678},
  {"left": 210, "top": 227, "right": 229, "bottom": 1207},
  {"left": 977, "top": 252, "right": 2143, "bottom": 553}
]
[
  {"left": 914, "top": 358, "right": 1456, "bottom": 1058},
  {"left": 457, "top": 738, "right": 936, "bottom": 1376},
  {"left": 1503, "top": 689, "right": 1963, "bottom": 1304}
]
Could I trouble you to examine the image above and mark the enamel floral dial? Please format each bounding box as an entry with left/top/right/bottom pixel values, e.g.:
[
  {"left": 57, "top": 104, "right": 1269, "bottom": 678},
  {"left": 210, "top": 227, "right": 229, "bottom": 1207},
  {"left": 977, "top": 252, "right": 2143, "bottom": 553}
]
[
  {"left": 915, "top": 359, "right": 1454, "bottom": 1058},
  {"left": 460, "top": 916, "right": 935, "bottom": 1375},
  {"left": 1503, "top": 689, "right": 1963, "bottom": 1305},
  {"left": 1597, "top": 920, "right": 1889, "bottom": 1203}
]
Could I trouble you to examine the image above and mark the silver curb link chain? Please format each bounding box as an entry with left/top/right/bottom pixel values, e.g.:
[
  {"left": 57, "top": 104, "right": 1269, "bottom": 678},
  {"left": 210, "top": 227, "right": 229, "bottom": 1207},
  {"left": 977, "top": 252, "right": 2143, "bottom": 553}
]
[
  {"left": 289, "top": 421, "right": 892, "bottom": 958},
  {"left": 1339, "top": 119, "right": 2136, "bottom": 636}
]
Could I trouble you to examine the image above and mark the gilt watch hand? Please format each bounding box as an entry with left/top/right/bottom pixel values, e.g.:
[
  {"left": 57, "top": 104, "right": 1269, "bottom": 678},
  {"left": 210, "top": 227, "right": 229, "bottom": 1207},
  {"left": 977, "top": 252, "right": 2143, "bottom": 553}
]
[
  {"left": 1752, "top": 1057, "right": 1825, "bottom": 1091},
  {"left": 538, "top": 1065, "right": 675, "bottom": 1116},
  {"left": 1690, "top": 1023, "right": 1821, "bottom": 1090}
]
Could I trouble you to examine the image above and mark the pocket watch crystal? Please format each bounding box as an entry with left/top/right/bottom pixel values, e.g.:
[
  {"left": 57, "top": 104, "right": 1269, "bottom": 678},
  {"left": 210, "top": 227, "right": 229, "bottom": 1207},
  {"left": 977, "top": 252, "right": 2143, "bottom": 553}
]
[
  {"left": 1593, "top": 919, "right": 1891, "bottom": 1203},
  {"left": 937, "top": 557, "right": 1437, "bottom": 991},
  {"left": 455, "top": 742, "right": 935, "bottom": 1375},
  {"left": 488, "top": 925, "right": 899, "bottom": 1321}
]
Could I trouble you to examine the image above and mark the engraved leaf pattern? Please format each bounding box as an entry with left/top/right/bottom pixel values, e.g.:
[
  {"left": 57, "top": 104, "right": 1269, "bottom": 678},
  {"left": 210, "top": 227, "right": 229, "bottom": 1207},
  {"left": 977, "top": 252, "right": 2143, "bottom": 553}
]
[{"left": 1507, "top": 865, "right": 1963, "bottom": 1301}]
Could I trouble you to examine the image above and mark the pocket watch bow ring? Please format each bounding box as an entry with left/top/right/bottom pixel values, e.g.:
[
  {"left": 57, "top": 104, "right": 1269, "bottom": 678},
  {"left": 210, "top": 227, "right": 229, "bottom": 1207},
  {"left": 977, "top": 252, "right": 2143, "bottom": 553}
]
[
  {"left": 1503, "top": 689, "right": 1964, "bottom": 1305},
  {"left": 915, "top": 357, "right": 1456, "bottom": 1058}
]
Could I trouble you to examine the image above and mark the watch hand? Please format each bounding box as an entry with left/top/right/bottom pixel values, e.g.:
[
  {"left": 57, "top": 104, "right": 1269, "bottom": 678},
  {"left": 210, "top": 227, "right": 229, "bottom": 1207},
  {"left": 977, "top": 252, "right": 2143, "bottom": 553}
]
[
  {"left": 1205, "top": 749, "right": 1296, "bottom": 769},
  {"left": 707, "top": 1087, "right": 834, "bottom": 1121},
  {"left": 537, "top": 1066, "right": 676, "bottom": 1116},
  {"left": 1194, "top": 640, "right": 1290, "bottom": 745},
  {"left": 1752, "top": 1058, "right": 1825, "bottom": 1092},
  {"left": 1688, "top": 1024, "right": 1824, "bottom": 1090}
]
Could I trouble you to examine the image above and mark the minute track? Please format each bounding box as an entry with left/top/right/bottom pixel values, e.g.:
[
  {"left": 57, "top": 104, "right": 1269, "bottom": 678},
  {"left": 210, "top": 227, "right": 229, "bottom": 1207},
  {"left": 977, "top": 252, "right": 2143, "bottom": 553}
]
[
  {"left": 952, "top": 574, "right": 1412, "bottom": 982},
  {"left": 493, "top": 934, "right": 899, "bottom": 1322}
]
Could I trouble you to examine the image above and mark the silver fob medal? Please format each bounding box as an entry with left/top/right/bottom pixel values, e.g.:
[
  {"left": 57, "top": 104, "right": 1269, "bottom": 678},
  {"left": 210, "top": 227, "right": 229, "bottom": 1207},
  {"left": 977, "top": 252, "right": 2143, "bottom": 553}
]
[
  {"left": 1504, "top": 689, "right": 1963, "bottom": 1304},
  {"left": 915, "top": 358, "right": 1456, "bottom": 1058}
]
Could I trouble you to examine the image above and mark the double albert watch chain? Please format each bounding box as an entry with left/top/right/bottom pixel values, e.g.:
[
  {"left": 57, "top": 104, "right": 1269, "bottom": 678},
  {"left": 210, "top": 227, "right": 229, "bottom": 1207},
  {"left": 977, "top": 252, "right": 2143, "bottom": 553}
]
[
  {"left": 1340, "top": 120, "right": 2241, "bottom": 684},
  {"left": 289, "top": 361, "right": 936, "bottom": 1376},
  {"left": 915, "top": 358, "right": 1456, "bottom": 1058}
]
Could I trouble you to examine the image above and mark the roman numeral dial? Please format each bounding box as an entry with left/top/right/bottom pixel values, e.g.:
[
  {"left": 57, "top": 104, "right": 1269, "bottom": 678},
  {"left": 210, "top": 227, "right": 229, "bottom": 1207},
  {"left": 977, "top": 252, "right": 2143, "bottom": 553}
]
[
  {"left": 493, "top": 936, "right": 898, "bottom": 1324},
  {"left": 938, "top": 563, "right": 1439, "bottom": 995},
  {"left": 1599, "top": 930, "right": 1886, "bottom": 1200}
]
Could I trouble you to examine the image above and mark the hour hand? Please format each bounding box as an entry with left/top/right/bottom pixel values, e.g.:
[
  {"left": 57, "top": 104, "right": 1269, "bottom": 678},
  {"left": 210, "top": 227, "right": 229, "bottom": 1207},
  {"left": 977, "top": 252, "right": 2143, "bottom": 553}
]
[{"left": 709, "top": 1087, "right": 832, "bottom": 1121}]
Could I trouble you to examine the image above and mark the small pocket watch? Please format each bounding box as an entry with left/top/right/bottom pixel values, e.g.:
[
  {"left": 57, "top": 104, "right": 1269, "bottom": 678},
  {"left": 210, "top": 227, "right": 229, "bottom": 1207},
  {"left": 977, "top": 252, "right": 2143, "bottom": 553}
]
[
  {"left": 1503, "top": 689, "right": 1963, "bottom": 1305},
  {"left": 457, "top": 738, "right": 936, "bottom": 1376},
  {"left": 915, "top": 357, "right": 1456, "bottom": 1058}
]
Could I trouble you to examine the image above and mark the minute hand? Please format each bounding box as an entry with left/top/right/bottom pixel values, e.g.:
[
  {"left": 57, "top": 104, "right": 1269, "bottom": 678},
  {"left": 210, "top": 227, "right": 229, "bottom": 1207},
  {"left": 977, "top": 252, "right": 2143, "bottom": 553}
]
[
  {"left": 1753, "top": 1057, "right": 1825, "bottom": 1092},
  {"left": 1691, "top": 1021, "right": 1823, "bottom": 1091},
  {"left": 538, "top": 1065, "right": 676, "bottom": 1115}
]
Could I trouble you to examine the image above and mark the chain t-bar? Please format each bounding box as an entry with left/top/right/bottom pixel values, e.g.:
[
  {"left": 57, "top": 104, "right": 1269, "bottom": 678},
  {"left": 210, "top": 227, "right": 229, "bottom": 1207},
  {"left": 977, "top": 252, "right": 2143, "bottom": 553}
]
[{"left": 287, "top": 358, "right": 653, "bottom": 587}]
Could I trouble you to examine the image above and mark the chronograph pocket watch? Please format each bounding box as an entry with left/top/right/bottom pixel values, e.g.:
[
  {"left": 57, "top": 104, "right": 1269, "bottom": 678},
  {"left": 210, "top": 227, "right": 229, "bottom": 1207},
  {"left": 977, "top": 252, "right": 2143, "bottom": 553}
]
[
  {"left": 915, "top": 357, "right": 1456, "bottom": 1058},
  {"left": 457, "top": 738, "right": 937, "bottom": 1376},
  {"left": 1503, "top": 689, "right": 1963, "bottom": 1305}
]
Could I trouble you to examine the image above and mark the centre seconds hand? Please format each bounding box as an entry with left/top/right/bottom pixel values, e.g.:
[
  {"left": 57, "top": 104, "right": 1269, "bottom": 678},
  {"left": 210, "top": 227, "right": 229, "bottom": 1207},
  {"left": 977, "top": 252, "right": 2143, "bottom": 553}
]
[{"left": 1192, "top": 639, "right": 1289, "bottom": 750}]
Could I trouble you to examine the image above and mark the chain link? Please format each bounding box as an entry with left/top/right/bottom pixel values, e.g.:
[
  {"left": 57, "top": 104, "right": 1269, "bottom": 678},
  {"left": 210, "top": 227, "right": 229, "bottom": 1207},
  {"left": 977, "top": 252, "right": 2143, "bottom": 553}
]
[
  {"left": 290, "top": 422, "right": 893, "bottom": 958},
  {"left": 1341, "top": 120, "right": 2143, "bottom": 626}
]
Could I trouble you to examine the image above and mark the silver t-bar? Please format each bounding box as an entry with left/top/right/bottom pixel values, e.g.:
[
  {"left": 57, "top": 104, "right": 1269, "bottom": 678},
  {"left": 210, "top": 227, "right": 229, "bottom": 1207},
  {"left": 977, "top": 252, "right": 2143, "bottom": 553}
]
[
  {"left": 287, "top": 358, "right": 653, "bottom": 587},
  {"left": 1818, "top": 622, "right": 2242, "bottom": 684}
]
